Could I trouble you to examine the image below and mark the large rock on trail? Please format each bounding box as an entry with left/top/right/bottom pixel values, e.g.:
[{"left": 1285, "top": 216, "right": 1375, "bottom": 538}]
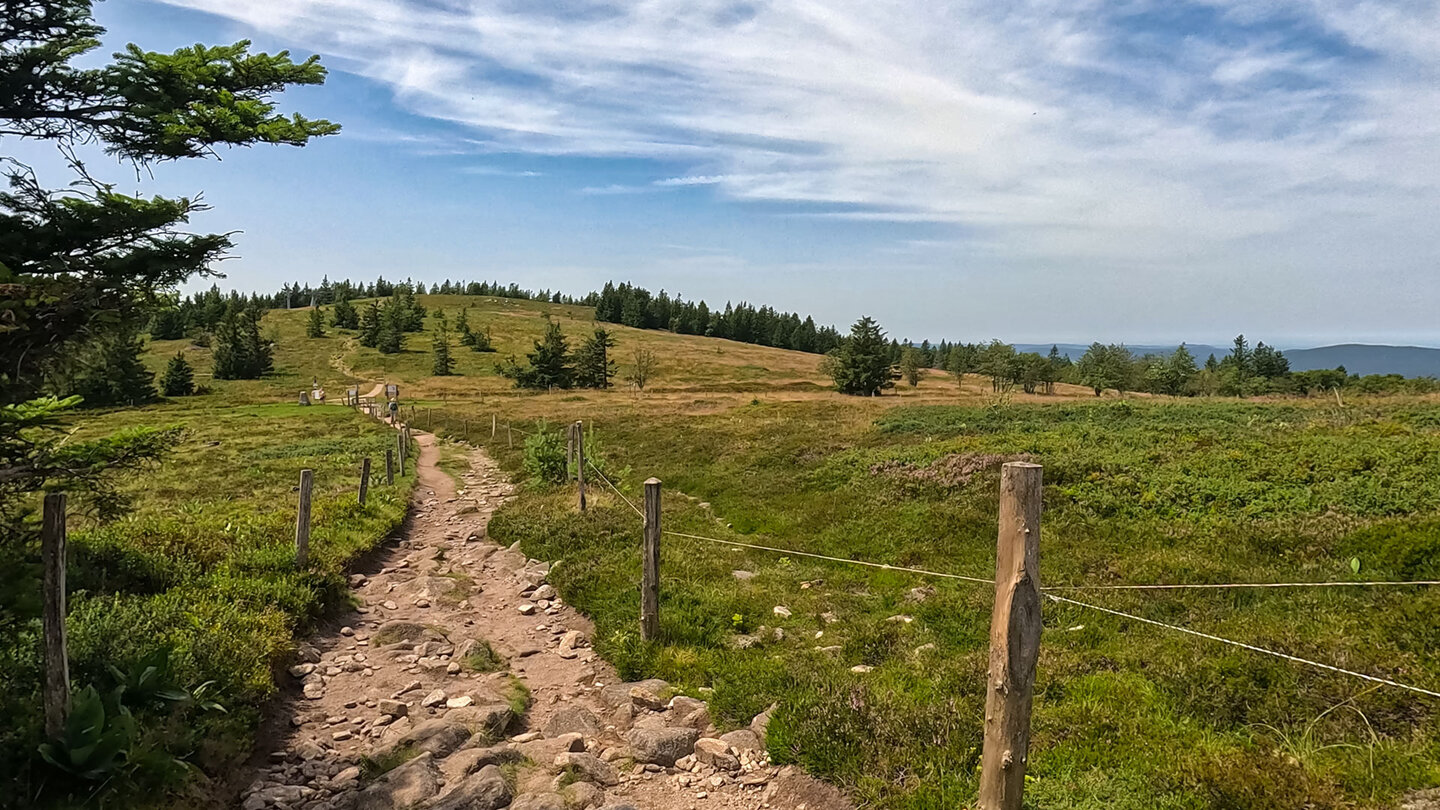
[{"left": 626, "top": 726, "right": 699, "bottom": 766}]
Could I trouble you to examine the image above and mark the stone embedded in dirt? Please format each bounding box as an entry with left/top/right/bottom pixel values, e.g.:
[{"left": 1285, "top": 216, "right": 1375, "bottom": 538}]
[
  {"left": 597, "top": 804, "right": 639, "bottom": 810},
  {"left": 738, "top": 771, "right": 771, "bottom": 786},
  {"left": 393, "top": 680, "right": 423, "bottom": 698},
  {"left": 382, "top": 600, "right": 398, "bottom": 610},
  {"left": 851, "top": 664, "right": 874, "bottom": 673},
  {"left": 693, "top": 738, "right": 740, "bottom": 771},
  {"left": 510, "top": 731, "right": 542, "bottom": 743},
  {"left": 331, "top": 730, "right": 353, "bottom": 742},
  {"left": 554, "top": 751, "right": 621, "bottom": 786},
  {"left": 331, "top": 765, "right": 361, "bottom": 787},
  {"left": 349, "top": 574, "right": 368, "bottom": 587},
  {"left": 446, "top": 702, "right": 517, "bottom": 738},
  {"left": 446, "top": 695, "right": 474, "bottom": 709},
  {"left": 297, "top": 645, "right": 322, "bottom": 664},
  {"left": 906, "top": 585, "right": 936, "bottom": 603},
  {"left": 288, "top": 663, "right": 316, "bottom": 678},
  {"left": 543, "top": 705, "right": 602, "bottom": 739},
  {"left": 415, "top": 597, "right": 431, "bottom": 608},
  {"left": 626, "top": 726, "right": 700, "bottom": 766},
  {"left": 302, "top": 680, "right": 325, "bottom": 700},
  {"left": 886, "top": 615, "right": 914, "bottom": 624},
  {"left": 421, "top": 689, "right": 447, "bottom": 708},
  {"left": 429, "top": 763, "right": 511, "bottom": 810},
  {"left": 532, "top": 584, "right": 557, "bottom": 601},
  {"left": 556, "top": 630, "right": 586, "bottom": 659},
  {"left": 354, "top": 751, "right": 441, "bottom": 810},
  {"left": 440, "top": 745, "right": 524, "bottom": 784},
  {"left": 627, "top": 684, "right": 668, "bottom": 711},
  {"left": 380, "top": 718, "right": 473, "bottom": 759},
  {"left": 750, "top": 704, "right": 777, "bottom": 743},
  {"left": 510, "top": 793, "right": 566, "bottom": 810},
  {"left": 518, "top": 603, "right": 537, "bottom": 615},
  {"left": 340, "top": 626, "right": 355, "bottom": 636},
  {"left": 601, "top": 679, "right": 669, "bottom": 710},
  {"left": 720, "top": 729, "right": 763, "bottom": 753},
  {"left": 772, "top": 606, "right": 792, "bottom": 618},
  {"left": 731, "top": 634, "right": 760, "bottom": 650},
  {"left": 820, "top": 611, "right": 838, "bottom": 624},
  {"left": 560, "top": 781, "right": 605, "bottom": 810},
  {"left": 517, "top": 732, "right": 585, "bottom": 764}
]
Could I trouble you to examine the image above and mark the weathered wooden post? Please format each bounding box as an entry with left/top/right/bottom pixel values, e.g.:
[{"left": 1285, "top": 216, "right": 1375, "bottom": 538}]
[
  {"left": 295, "top": 469, "right": 314, "bottom": 568},
  {"left": 386, "top": 448, "right": 395, "bottom": 485},
  {"left": 42, "top": 493, "right": 69, "bottom": 739},
  {"left": 641, "top": 478, "right": 661, "bottom": 641},
  {"left": 463, "top": 419, "right": 469, "bottom": 443},
  {"left": 507, "top": 425, "right": 513, "bottom": 449},
  {"left": 574, "top": 421, "right": 587, "bottom": 512},
  {"left": 492, "top": 414, "right": 497, "bottom": 438},
  {"left": 359, "top": 457, "right": 371, "bottom": 506},
  {"left": 397, "top": 431, "right": 406, "bottom": 476},
  {"left": 979, "top": 462, "right": 1043, "bottom": 810}
]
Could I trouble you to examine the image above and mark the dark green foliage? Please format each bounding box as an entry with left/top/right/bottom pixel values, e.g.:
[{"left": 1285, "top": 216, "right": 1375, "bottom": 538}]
[
  {"left": 58, "top": 326, "right": 157, "bottom": 406},
  {"left": 499, "top": 320, "right": 574, "bottom": 389},
  {"left": 358, "top": 300, "right": 381, "bottom": 347},
  {"left": 898, "top": 346, "right": 921, "bottom": 387},
  {"left": 575, "top": 328, "right": 617, "bottom": 389},
  {"left": 211, "top": 304, "right": 272, "bottom": 379},
  {"left": 431, "top": 314, "right": 454, "bottom": 376},
  {"left": 305, "top": 306, "right": 324, "bottom": 338},
  {"left": 592, "top": 280, "right": 842, "bottom": 354},
  {"left": 147, "top": 306, "right": 185, "bottom": 340},
  {"left": 160, "top": 352, "right": 194, "bottom": 397},
  {"left": 330, "top": 296, "right": 358, "bottom": 329},
  {"left": 0, "top": 0, "right": 337, "bottom": 403},
  {"left": 36, "top": 685, "right": 136, "bottom": 781},
  {"left": 1076, "top": 342, "right": 1135, "bottom": 396},
  {"left": 522, "top": 424, "right": 567, "bottom": 485},
  {"left": 828, "top": 316, "right": 894, "bottom": 396}
]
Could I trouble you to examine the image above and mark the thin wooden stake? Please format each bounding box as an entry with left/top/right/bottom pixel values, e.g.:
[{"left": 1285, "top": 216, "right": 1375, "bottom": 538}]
[
  {"left": 295, "top": 469, "right": 314, "bottom": 568},
  {"left": 386, "top": 448, "right": 395, "bottom": 485},
  {"left": 979, "top": 462, "right": 1043, "bottom": 810},
  {"left": 575, "top": 421, "right": 587, "bottom": 512},
  {"left": 359, "top": 457, "right": 371, "bottom": 506},
  {"left": 507, "top": 425, "right": 513, "bottom": 449},
  {"left": 42, "top": 493, "right": 69, "bottom": 740},
  {"left": 492, "top": 414, "right": 497, "bottom": 438},
  {"left": 641, "top": 478, "right": 661, "bottom": 641},
  {"left": 397, "top": 432, "right": 406, "bottom": 476}
]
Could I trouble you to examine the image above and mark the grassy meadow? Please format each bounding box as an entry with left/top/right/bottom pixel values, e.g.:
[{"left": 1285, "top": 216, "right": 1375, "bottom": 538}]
[
  {"left": 4, "top": 400, "right": 415, "bottom": 802},
  {"left": 51, "top": 294, "right": 1436, "bottom": 808}
]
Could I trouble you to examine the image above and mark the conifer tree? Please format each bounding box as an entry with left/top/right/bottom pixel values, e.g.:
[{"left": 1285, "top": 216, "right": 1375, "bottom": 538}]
[
  {"left": 161, "top": 351, "right": 195, "bottom": 396},
  {"left": 64, "top": 326, "right": 156, "bottom": 405},
  {"left": 498, "top": 320, "right": 574, "bottom": 389},
  {"left": 212, "top": 304, "right": 273, "bottom": 379},
  {"left": 470, "top": 326, "right": 496, "bottom": 352},
  {"left": 432, "top": 314, "right": 455, "bottom": 376},
  {"left": 332, "top": 297, "right": 359, "bottom": 329},
  {"left": 899, "top": 346, "right": 922, "bottom": 387},
  {"left": 358, "top": 301, "right": 382, "bottom": 347},
  {"left": 829, "top": 316, "right": 894, "bottom": 396},
  {"left": 455, "top": 307, "right": 475, "bottom": 347},
  {"left": 306, "top": 306, "right": 325, "bottom": 337},
  {"left": 575, "top": 328, "right": 617, "bottom": 389}
]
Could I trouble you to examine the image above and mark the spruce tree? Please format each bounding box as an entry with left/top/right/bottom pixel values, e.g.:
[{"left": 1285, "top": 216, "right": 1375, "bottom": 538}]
[
  {"left": 575, "top": 328, "right": 617, "bottom": 389},
  {"left": 332, "top": 297, "right": 359, "bottom": 329},
  {"left": 212, "top": 304, "right": 272, "bottom": 379},
  {"left": 471, "top": 326, "right": 496, "bottom": 352},
  {"left": 306, "top": 306, "right": 325, "bottom": 337},
  {"left": 899, "top": 346, "right": 922, "bottom": 387},
  {"left": 829, "top": 317, "right": 894, "bottom": 396},
  {"left": 498, "top": 320, "right": 574, "bottom": 389},
  {"left": 456, "top": 307, "right": 475, "bottom": 347},
  {"left": 432, "top": 315, "right": 455, "bottom": 376},
  {"left": 358, "top": 301, "right": 382, "bottom": 347},
  {"left": 161, "top": 351, "right": 195, "bottom": 396},
  {"left": 66, "top": 326, "right": 157, "bottom": 405}
]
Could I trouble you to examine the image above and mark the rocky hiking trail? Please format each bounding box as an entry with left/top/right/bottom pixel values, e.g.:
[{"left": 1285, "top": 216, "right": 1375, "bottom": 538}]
[{"left": 239, "top": 426, "right": 851, "bottom": 810}]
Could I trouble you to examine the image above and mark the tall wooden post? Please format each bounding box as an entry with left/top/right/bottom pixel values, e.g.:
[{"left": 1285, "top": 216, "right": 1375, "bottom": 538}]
[
  {"left": 463, "top": 419, "right": 469, "bottom": 443},
  {"left": 979, "top": 462, "right": 1043, "bottom": 810},
  {"left": 641, "top": 478, "right": 661, "bottom": 641},
  {"left": 507, "top": 425, "right": 513, "bottom": 449},
  {"left": 386, "top": 449, "right": 395, "bottom": 485},
  {"left": 295, "top": 469, "right": 314, "bottom": 568},
  {"left": 359, "top": 457, "right": 371, "bottom": 506},
  {"left": 574, "top": 421, "right": 587, "bottom": 512},
  {"left": 397, "top": 432, "right": 406, "bottom": 476},
  {"left": 492, "top": 414, "right": 497, "bottom": 438},
  {"left": 42, "top": 493, "right": 69, "bottom": 739}
]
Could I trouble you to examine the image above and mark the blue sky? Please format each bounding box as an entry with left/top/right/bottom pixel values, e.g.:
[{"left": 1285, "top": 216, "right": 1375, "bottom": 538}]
[{"left": 27, "top": 0, "right": 1440, "bottom": 346}]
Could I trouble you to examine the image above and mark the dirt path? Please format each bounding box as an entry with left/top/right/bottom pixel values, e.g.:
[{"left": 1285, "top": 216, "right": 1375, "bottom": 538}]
[{"left": 238, "top": 426, "right": 848, "bottom": 810}]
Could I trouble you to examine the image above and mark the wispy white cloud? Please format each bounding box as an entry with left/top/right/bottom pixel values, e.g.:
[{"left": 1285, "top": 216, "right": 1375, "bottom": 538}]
[
  {"left": 461, "top": 166, "right": 545, "bottom": 177},
  {"left": 155, "top": 0, "right": 1440, "bottom": 288}
]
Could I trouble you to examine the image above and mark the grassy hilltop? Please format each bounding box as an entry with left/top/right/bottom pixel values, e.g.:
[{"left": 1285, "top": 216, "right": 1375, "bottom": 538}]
[{"left": 46, "top": 294, "right": 1438, "bottom": 809}]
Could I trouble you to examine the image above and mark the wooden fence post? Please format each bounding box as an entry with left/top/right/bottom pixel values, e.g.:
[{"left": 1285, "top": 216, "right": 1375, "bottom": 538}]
[
  {"left": 295, "top": 469, "right": 314, "bottom": 568},
  {"left": 575, "top": 421, "right": 587, "bottom": 512},
  {"left": 979, "top": 462, "right": 1043, "bottom": 810},
  {"left": 386, "top": 448, "right": 395, "bottom": 485},
  {"left": 397, "top": 432, "right": 406, "bottom": 476},
  {"left": 463, "top": 419, "right": 469, "bottom": 443},
  {"left": 507, "top": 425, "right": 513, "bottom": 449},
  {"left": 492, "top": 414, "right": 497, "bottom": 438},
  {"left": 42, "top": 493, "right": 69, "bottom": 739},
  {"left": 359, "top": 457, "right": 371, "bottom": 506},
  {"left": 641, "top": 478, "right": 661, "bottom": 641}
]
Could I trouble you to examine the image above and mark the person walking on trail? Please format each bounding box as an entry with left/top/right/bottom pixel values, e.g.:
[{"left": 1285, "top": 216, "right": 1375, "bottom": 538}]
[{"left": 388, "top": 398, "right": 399, "bottom": 425}]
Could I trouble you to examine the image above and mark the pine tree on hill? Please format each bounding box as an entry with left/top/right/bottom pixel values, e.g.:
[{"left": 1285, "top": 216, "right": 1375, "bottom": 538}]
[
  {"left": 899, "top": 346, "right": 922, "bottom": 387},
  {"left": 432, "top": 314, "right": 455, "bottom": 376},
  {"left": 161, "top": 352, "right": 195, "bottom": 396},
  {"left": 575, "top": 328, "right": 617, "bottom": 389},
  {"left": 332, "top": 297, "right": 358, "bottom": 329},
  {"left": 498, "top": 319, "right": 574, "bottom": 389},
  {"left": 306, "top": 306, "right": 325, "bottom": 337},
  {"left": 66, "top": 326, "right": 157, "bottom": 405},
  {"left": 828, "top": 316, "right": 894, "bottom": 396},
  {"left": 358, "top": 301, "right": 382, "bottom": 347},
  {"left": 212, "top": 304, "right": 273, "bottom": 379},
  {"left": 456, "top": 307, "right": 475, "bottom": 347}
]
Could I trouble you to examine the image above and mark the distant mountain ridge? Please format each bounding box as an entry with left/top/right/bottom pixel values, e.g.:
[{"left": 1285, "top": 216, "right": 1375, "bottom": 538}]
[{"left": 1013, "top": 343, "right": 1440, "bottom": 378}]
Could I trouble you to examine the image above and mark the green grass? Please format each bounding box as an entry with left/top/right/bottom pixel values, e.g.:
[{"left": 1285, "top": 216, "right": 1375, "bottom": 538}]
[
  {"left": 480, "top": 397, "right": 1440, "bottom": 809},
  {"left": 2, "top": 400, "right": 415, "bottom": 803}
]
